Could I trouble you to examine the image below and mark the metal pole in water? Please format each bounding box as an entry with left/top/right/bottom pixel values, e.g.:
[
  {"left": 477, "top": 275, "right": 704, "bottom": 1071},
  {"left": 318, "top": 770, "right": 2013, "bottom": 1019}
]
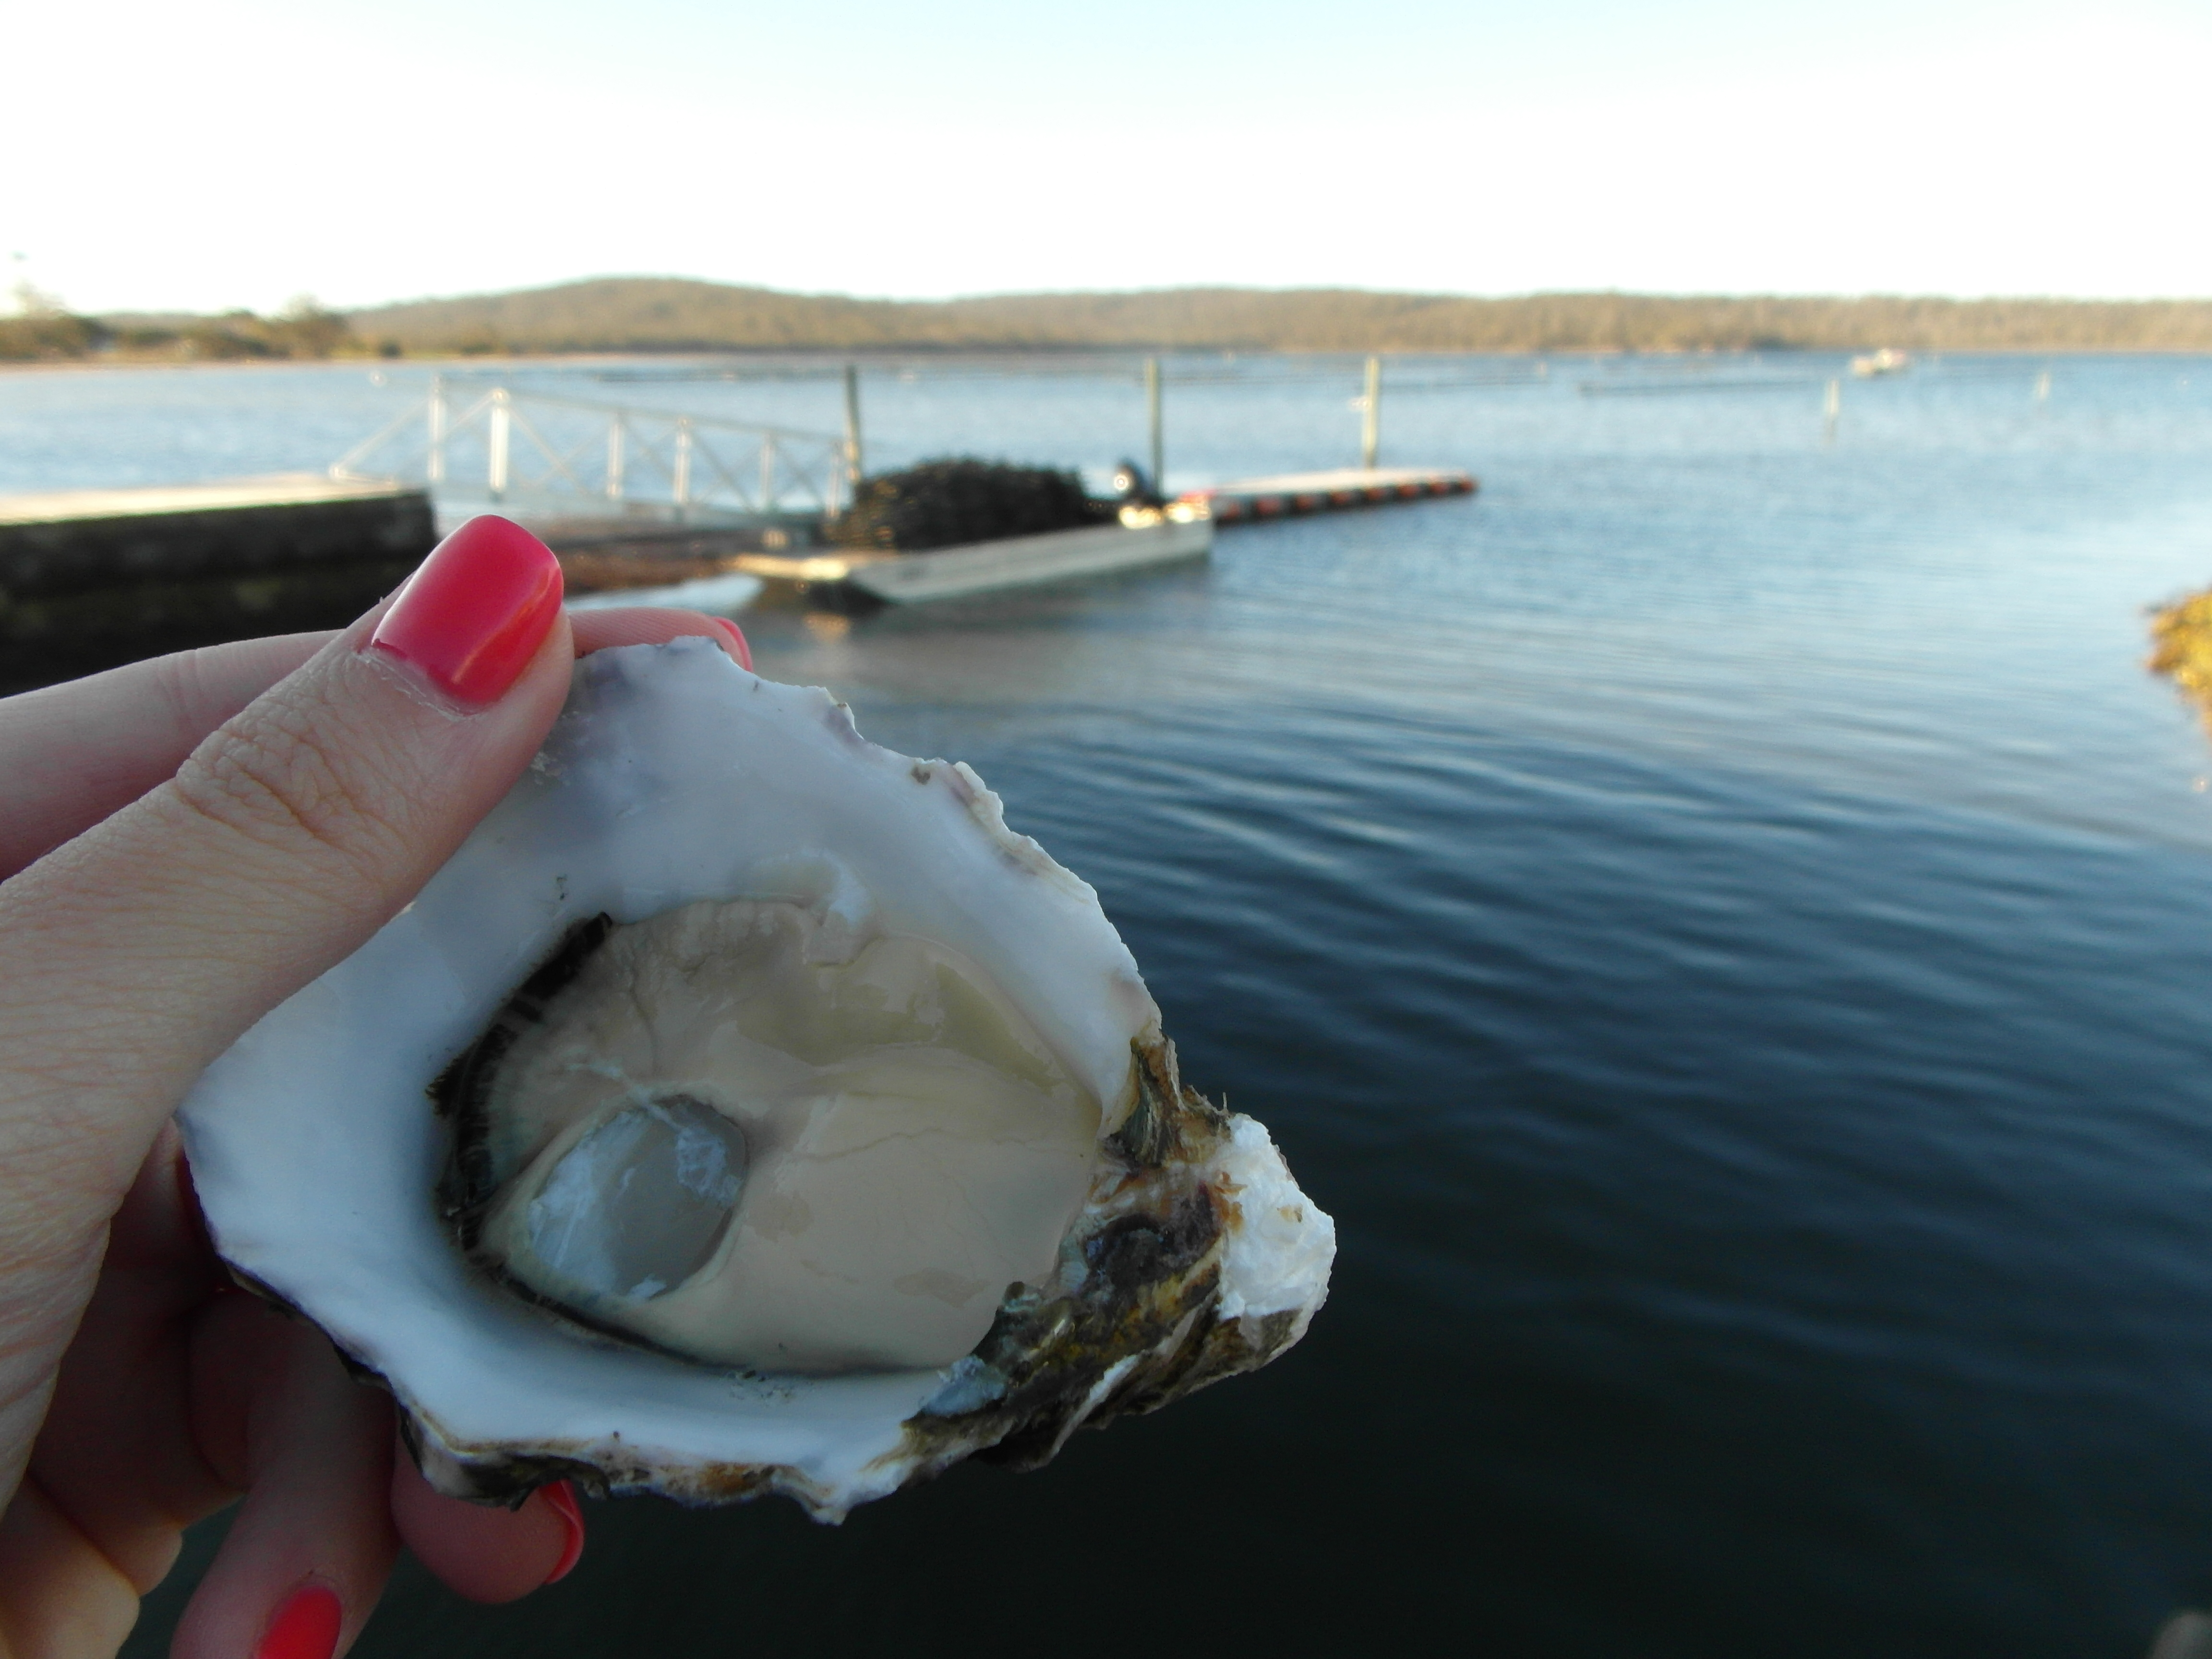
[
  {"left": 426, "top": 374, "right": 447, "bottom": 486},
  {"left": 1145, "top": 356, "right": 1164, "bottom": 496},
  {"left": 673, "top": 419, "right": 693, "bottom": 517},
  {"left": 842, "top": 363, "right": 864, "bottom": 493},
  {"left": 1361, "top": 354, "right": 1382, "bottom": 470},
  {"left": 605, "top": 415, "right": 625, "bottom": 502},
  {"left": 2034, "top": 368, "right": 2052, "bottom": 409},
  {"left": 487, "top": 388, "right": 511, "bottom": 501},
  {"left": 1823, "top": 377, "right": 1841, "bottom": 445}
]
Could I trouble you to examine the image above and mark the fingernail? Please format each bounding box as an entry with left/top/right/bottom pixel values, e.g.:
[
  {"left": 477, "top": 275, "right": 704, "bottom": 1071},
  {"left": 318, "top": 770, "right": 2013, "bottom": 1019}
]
[
  {"left": 253, "top": 1583, "right": 342, "bottom": 1659},
  {"left": 368, "top": 515, "right": 564, "bottom": 705},
  {"left": 712, "top": 617, "right": 754, "bottom": 672},
  {"left": 539, "top": 1479, "right": 584, "bottom": 1585}
]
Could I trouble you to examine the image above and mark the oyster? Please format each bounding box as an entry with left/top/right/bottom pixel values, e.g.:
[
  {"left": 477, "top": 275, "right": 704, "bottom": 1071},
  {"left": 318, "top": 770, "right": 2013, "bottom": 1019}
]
[{"left": 178, "top": 640, "right": 1334, "bottom": 1519}]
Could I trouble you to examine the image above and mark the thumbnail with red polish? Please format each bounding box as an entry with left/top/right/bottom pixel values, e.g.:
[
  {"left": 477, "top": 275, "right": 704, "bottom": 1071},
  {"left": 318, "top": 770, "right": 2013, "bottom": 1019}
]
[
  {"left": 714, "top": 617, "right": 754, "bottom": 672},
  {"left": 369, "top": 515, "right": 564, "bottom": 705},
  {"left": 254, "top": 1584, "right": 342, "bottom": 1659},
  {"left": 541, "top": 1479, "right": 586, "bottom": 1584}
]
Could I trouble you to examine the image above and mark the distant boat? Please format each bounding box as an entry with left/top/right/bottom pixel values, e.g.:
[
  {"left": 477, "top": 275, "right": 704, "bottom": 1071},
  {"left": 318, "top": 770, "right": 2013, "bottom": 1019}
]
[{"left": 1851, "top": 348, "right": 1912, "bottom": 378}]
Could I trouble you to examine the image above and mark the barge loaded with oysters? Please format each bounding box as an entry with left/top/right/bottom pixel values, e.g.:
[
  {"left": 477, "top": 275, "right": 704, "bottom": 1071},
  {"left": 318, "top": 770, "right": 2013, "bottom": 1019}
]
[{"left": 179, "top": 638, "right": 1334, "bottom": 1519}]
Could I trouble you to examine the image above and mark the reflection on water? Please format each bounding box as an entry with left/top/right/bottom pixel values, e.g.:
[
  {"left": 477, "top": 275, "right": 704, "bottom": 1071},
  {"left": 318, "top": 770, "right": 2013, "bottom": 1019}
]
[{"left": 56, "top": 355, "right": 2212, "bottom": 1656}]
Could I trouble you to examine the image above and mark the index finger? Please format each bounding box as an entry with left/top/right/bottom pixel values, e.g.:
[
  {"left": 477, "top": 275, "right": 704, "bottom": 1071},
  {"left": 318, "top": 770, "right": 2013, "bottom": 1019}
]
[
  {"left": 0, "top": 633, "right": 335, "bottom": 881},
  {"left": 0, "top": 609, "right": 749, "bottom": 883}
]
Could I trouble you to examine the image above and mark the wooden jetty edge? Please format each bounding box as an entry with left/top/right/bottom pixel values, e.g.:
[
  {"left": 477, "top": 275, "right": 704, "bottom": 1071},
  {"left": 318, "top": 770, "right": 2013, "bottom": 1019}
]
[
  {"left": 2, "top": 450, "right": 1476, "bottom": 694},
  {"left": 0, "top": 474, "right": 424, "bottom": 527},
  {"left": 0, "top": 474, "right": 434, "bottom": 690},
  {"left": 1180, "top": 465, "right": 1476, "bottom": 524}
]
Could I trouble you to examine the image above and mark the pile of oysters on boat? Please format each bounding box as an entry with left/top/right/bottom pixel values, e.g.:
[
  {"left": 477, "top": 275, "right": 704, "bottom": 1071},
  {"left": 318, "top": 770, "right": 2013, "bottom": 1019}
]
[{"left": 181, "top": 639, "right": 1334, "bottom": 1519}]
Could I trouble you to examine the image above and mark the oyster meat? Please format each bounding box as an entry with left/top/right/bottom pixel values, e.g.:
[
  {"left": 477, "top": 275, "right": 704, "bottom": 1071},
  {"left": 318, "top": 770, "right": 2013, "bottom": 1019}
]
[
  {"left": 179, "top": 639, "right": 1334, "bottom": 1518},
  {"left": 442, "top": 899, "right": 1103, "bottom": 1373}
]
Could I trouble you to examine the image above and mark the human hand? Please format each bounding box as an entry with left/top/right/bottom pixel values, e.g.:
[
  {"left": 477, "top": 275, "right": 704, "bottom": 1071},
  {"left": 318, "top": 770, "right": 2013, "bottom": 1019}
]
[{"left": 0, "top": 517, "right": 753, "bottom": 1658}]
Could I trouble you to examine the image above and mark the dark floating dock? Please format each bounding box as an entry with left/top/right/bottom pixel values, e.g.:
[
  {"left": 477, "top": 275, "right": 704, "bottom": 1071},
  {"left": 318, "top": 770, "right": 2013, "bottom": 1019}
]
[
  {"left": 1179, "top": 466, "right": 1477, "bottom": 524},
  {"left": 0, "top": 475, "right": 434, "bottom": 690}
]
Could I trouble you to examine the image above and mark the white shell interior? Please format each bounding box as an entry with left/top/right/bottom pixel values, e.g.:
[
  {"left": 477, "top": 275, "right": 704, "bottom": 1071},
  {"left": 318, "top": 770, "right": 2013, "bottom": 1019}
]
[{"left": 178, "top": 641, "right": 1172, "bottom": 1507}]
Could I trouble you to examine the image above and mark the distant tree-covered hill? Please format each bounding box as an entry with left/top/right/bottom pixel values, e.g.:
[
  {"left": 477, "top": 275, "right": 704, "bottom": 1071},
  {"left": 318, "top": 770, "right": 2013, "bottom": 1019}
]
[
  {"left": 1, "top": 299, "right": 354, "bottom": 363},
  {"left": 343, "top": 278, "right": 2212, "bottom": 355},
  {"left": 9, "top": 280, "right": 2205, "bottom": 365}
]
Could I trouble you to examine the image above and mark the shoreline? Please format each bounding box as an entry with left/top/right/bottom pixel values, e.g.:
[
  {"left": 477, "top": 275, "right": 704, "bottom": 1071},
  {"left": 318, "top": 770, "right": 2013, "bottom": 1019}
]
[{"left": 7, "top": 343, "right": 2212, "bottom": 379}]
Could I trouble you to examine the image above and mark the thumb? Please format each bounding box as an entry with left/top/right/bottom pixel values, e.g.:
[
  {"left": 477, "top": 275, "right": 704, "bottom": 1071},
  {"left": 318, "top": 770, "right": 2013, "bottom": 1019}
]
[{"left": 0, "top": 517, "right": 569, "bottom": 1480}]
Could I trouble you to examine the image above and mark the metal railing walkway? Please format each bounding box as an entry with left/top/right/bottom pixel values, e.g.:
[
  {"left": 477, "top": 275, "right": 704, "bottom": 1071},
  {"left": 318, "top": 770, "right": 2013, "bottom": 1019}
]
[{"left": 331, "top": 375, "right": 859, "bottom": 520}]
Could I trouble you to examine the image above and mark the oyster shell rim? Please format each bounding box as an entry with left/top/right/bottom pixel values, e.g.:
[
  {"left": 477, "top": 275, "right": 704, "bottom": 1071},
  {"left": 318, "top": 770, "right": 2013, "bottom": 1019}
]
[{"left": 178, "top": 640, "right": 1334, "bottom": 1521}]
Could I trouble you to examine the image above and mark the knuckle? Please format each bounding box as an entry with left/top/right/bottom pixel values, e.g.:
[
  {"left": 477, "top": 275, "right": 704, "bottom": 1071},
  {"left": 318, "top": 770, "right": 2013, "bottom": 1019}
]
[{"left": 163, "top": 704, "right": 405, "bottom": 882}]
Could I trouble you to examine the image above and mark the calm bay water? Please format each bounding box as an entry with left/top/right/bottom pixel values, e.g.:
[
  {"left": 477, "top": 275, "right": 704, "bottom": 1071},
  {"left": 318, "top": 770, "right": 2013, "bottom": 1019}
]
[{"left": 15, "top": 354, "right": 2212, "bottom": 1656}]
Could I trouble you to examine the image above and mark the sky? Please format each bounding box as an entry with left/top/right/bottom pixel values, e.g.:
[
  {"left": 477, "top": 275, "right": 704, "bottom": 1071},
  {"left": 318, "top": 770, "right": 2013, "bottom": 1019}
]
[{"left": 5, "top": 0, "right": 2208, "bottom": 313}]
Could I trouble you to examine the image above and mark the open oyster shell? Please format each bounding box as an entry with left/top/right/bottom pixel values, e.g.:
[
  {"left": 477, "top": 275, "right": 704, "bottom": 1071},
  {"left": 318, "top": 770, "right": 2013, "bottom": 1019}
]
[{"left": 178, "top": 639, "right": 1334, "bottom": 1520}]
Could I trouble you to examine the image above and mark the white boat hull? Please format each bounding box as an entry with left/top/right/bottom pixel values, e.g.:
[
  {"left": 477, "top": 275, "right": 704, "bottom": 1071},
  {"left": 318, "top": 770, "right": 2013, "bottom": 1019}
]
[{"left": 845, "top": 520, "right": 1213, "bottom": 605}]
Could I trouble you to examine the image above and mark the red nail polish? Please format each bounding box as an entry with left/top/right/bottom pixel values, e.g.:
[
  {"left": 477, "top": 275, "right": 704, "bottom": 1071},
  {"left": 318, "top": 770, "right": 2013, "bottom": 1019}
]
[
  {"left": 254, "top": 1583, "right": 342, "bottom": 1659},
  {"left": 540, "top": 1479, "right": 585, "bottom": 1585},
  {"left": 712, "top": 617, "right": 754, "bottom": 672},
  {"left": 368, "top": 516, "right": 564, "bottom": 705}
]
